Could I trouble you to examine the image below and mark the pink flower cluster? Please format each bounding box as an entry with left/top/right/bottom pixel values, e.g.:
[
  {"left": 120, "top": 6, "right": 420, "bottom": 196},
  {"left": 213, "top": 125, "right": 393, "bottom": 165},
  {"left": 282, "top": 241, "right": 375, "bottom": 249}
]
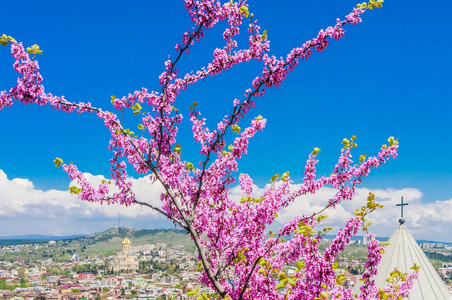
[{"left": 0, "top": 1, "right": 415, "bottom": 299}]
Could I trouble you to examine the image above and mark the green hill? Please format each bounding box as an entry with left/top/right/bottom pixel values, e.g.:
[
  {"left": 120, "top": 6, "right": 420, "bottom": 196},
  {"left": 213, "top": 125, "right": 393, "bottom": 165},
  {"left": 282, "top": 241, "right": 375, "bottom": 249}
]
[{"left": 0, "top": 227, "right": 192, "bottom": 262}]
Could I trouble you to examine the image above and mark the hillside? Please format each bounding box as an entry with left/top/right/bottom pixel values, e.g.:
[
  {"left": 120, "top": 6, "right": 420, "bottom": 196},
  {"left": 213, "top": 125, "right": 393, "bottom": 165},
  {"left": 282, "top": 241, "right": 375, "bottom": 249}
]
[
  {"left": 0, "top": 227, "right": 193, "bottom": 262},
  {"left": 73, "top": 227, "right": 193, "bottom": 256}
]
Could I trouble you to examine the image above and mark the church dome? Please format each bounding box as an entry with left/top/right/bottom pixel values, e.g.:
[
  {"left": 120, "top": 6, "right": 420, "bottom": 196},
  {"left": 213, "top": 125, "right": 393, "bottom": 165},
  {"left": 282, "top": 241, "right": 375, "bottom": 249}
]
[{"left": 122, "top": 237, "right": 131, "bottom": 245}]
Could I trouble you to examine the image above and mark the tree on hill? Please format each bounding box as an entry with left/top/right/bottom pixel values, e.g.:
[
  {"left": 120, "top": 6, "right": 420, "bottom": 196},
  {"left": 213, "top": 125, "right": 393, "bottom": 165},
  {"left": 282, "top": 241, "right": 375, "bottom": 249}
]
[{"left": 0, "top": 0, "right": 418, "bottom": 299}]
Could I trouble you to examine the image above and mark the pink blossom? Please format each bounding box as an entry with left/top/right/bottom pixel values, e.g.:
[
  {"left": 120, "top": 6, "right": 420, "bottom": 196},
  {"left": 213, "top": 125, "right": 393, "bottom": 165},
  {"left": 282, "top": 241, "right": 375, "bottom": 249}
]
[{"left": 0, "top": 2, "right": 412, "bottom": 299}]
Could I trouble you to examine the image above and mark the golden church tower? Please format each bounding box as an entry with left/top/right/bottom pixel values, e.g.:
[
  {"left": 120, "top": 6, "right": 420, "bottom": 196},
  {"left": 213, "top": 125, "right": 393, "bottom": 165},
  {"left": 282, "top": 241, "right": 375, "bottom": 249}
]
[{"left": 122, "top": 237, "right": 131, "bottom": 253}]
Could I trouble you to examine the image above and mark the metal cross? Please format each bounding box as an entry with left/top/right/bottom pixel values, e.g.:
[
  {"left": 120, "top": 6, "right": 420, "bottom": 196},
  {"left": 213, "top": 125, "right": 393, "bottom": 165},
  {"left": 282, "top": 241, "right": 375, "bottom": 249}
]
[{"left": 396, "top": 196, "right": 409, "bottom": 218}]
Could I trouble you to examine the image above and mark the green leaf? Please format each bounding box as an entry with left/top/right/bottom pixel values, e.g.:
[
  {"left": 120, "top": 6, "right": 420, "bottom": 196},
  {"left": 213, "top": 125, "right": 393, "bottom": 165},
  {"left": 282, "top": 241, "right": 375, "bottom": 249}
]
[
  {"left": 336, "top": 274, "right": 346, "bottom": 285},
  {"left": 0, "top": 34, "right": 10, "bottom": 46},
  {"left": 239, "top": 5, "right": 249, "bottom": 18},
  {"left": 69, "top": 186, "right": 82, "bottom": 195},
  {"left": 253, "top": 196, "right": 265, "bottom": 203},
  {"left": 296, "top": 261, "right": 306, "bottom": 270},
  {"left": 311, "top": 147, "right": 321, "bottom": 155},
  {"left": 187, "top": 290, "right": 198, "bottom": 296},
  {"left": 173, "top": 144, "right": 181, "bottom": 154},
  {"left": 53, "top": 157, "right": 64, "bottom": 167},
  {"left": 270, "top": 173, "right": 280, "bottom": 182},
  {"left": 281, "top": 171, "right": 290, "bottom": 182},
  {"left": 359, "top": 153, "right": 367, "bottom": 163},
  {"left": 138, "top": 124, "right": 145, "bottom": 130},
  {"left": 388, "top": 136, "right": 398, "bottom": 146},
  {"left": 232, "top": 124, "right": 241, "bottom": 134},
  {"left": 410, "top": 263, "right": 420, "bottom": 272},
  {"left": 278, "top": 272, "right": 288, "bottom": 281},
  {"left": 240, "top": 196, "right": 252, "bottom": 203},
  {"left": 26, "top": 44, "right": 43, "bottom": 55},
  {"left": 275, "top": 281, "right": 286, "bottom": 290},
  {"left": 261, "top": 30, "right": 267, "bottom": 41},
  {"left": 132, "top": 103, "right": 142, "bottom": 115},
  {"left": 133, "top": 103, "right": 142, "bottom": 111}
]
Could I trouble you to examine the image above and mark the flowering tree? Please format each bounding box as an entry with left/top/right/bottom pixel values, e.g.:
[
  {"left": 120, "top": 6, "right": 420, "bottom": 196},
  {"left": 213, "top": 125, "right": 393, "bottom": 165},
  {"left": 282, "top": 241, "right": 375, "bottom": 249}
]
[{"left": 0, "top": 0, "right": 418, "bottom": 299}]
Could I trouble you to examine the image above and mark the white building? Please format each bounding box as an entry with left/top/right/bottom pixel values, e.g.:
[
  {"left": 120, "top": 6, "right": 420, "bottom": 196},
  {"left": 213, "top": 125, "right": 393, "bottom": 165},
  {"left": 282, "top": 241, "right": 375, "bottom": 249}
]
[{"left": 354, "top": 218, "right": 451, "bottom": 299}]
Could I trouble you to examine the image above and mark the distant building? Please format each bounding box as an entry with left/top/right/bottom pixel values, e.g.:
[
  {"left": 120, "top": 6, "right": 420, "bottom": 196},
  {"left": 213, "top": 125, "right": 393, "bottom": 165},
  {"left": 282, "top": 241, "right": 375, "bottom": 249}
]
[
  {"left": 71, "top": 254, "right": 80, "bottom": 262},
  {"left": 156, "top": 243, "right": 166, "bottom": 249},
  {"left": 109, "top": 238, "right": 139, "bottom": 273},
  {"left": 420, "top": 242, "right": 445, "bottom": 249},
  {"left": 122, "top": 237, "right": 131, "bottom": 252},
  {"left": 78, "top": 272, "right": 94, "bottom": 280}
]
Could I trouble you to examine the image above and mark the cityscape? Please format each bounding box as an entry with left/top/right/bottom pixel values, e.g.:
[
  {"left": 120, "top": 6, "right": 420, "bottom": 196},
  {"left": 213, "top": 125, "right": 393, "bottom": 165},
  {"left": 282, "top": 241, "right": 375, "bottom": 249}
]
[
  {"left": 1, "top": 227, "right": 452, "bottom": 300},
  {"left": 1, "top": 0, "right": 452, "bottom": 299}
]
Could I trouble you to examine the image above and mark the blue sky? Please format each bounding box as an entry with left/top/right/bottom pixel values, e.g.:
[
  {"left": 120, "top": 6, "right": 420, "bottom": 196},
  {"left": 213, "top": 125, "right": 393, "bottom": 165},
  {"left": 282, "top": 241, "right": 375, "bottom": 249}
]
[{"left": 1, "top": 0, "right": 452, "bottom": 241}]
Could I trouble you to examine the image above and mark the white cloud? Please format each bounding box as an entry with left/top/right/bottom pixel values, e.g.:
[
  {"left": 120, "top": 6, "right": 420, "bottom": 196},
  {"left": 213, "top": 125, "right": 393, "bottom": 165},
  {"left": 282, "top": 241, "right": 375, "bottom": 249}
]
[
  {"left": 0, "top": 169, "right": 169, "bottom": 236},
  {"left": 229, "top": 182, "right": 452, "bottom": 242},
  {"left": 1, "top": 169, "right": 452, "bottom": 242},
  {"left": 67, "top": 172, "right": 166, "bottom": 219}
]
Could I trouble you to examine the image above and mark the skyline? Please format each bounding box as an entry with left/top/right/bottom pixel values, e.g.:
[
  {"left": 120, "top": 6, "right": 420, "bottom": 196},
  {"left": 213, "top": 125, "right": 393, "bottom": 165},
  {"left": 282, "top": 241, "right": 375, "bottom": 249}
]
[{"left": 1, "top": 0, "right": 452, "bottom": 241}]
